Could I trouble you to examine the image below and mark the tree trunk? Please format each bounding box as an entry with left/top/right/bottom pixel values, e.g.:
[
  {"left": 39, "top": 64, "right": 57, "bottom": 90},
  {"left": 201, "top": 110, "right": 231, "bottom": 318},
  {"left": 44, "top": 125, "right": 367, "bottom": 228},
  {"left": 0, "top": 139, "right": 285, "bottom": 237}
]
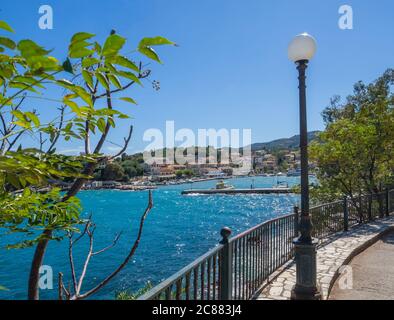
[
  {"left": 27, "top": 162, "right": 97, "bottom": 299},
  {"left": 28, "top": 229, "right": 52, "bottom": 300}
]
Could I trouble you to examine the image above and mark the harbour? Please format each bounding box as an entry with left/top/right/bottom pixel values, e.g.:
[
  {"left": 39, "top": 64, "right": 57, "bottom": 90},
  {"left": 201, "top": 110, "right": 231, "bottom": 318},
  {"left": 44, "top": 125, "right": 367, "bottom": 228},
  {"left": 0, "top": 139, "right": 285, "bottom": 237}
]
[{"left": 181, "top": 188, "right": 293, "bottom": 195}]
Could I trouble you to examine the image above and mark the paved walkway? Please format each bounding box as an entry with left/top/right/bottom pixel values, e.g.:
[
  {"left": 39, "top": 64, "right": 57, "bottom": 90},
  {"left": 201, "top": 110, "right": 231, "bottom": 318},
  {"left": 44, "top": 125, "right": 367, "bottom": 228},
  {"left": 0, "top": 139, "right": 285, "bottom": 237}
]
[
  {"left": 257, "top": 216, "right": 394, "bottom": 300},
  {"left": 329, "top": 230, "right": 394, "bottom": 300}
]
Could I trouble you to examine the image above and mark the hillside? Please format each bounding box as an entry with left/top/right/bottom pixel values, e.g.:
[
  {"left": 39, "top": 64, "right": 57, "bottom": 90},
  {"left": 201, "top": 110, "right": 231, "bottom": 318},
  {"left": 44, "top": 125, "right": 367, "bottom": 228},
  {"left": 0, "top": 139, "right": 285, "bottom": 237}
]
[{"left": 249, "top": 131, "right": 321, "bottom": 152}]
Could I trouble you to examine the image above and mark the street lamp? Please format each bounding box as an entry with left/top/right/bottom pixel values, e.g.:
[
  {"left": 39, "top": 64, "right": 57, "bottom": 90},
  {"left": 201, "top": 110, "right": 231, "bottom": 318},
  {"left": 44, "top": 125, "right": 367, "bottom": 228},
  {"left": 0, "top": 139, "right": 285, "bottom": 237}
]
[{"left": 288, "top": 33, "right": 321, "bottom": 300}]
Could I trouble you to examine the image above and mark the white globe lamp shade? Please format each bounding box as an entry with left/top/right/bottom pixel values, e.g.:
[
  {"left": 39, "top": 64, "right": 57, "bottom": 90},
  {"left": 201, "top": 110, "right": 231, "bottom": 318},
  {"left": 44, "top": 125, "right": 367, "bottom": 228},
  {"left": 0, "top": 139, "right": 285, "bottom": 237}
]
[{"left": 288, "top": 33, "right": 317, "bottom": 62}]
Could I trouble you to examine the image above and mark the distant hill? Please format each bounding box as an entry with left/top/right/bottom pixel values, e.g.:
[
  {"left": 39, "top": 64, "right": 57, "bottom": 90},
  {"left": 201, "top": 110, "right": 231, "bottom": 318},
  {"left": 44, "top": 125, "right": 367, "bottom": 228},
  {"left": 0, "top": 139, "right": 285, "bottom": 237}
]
[
  {"left": 127, "top": 131, "right": 321, "bottom": 159},
  {"left": 249, "top": 131, "right": 321, "bottom": 152}
]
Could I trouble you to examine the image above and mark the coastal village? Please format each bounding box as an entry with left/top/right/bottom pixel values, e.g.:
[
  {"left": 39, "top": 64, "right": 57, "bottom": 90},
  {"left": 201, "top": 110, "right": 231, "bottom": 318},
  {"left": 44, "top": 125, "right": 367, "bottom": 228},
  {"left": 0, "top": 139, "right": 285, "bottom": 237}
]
[{"left": 80, "top": 147, "right": 317, "bottom": 191}]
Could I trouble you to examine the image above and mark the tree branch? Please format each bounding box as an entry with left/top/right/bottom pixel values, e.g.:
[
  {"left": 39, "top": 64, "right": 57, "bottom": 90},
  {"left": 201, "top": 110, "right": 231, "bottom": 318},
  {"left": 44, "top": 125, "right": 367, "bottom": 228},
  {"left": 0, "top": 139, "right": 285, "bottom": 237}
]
[
  {"left": 108, "top": 125, "right": 133, "bottom": 160},
  {"left": 92, "top": 232, "right": 122, "bottom": 256},
  {"left": 76, "top": 223, "right": 95, "bottom": 295},
  {"left": 66, "top": 190, "right": 153, "bottom": 300},
  {"left": 93, "top": 90, "right": 112, "bottom": 154},
  {"left": 94, "top": 69, "right": 151, "bottom": 99},
  {"left": 47, "top": 106, "right": 66, "bottom": 153}
]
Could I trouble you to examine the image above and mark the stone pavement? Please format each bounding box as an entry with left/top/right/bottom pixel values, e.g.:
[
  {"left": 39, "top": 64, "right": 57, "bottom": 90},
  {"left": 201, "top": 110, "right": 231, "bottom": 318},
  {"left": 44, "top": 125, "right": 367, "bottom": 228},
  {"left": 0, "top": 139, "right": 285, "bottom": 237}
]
[
  {"left": 257, "top": 216, "right": 394, "bottom": 300},
  {"left": 330, "top": 230, "right": 394, "bottom": 300}
]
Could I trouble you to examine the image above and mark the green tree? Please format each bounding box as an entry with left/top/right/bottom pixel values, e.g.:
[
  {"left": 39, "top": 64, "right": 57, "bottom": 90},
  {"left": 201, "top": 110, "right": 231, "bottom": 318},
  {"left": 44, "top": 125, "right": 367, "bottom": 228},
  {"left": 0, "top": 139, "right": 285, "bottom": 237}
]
[
  {"left": 0, "top": 20, "right": 174, "bottom": 299},
  {"left": 121, "top": 159, "right": 143, "bottom": 178},
  {"left": 101, "top": 162, "right": 125, "bottom": 181},
  {"left": 310, "top": 69, "right": 394, "bottom": 213}
]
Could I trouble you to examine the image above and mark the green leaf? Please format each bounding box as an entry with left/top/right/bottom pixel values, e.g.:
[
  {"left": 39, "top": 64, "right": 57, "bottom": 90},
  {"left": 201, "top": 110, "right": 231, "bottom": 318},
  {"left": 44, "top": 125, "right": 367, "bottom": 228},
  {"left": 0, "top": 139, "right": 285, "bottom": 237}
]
[
  {"left": 58, "top": 81, "right": 93, "bottom": 107},
  {"left": 96, "top": 118, "right": 106, "bottom": 133},
  {"left": 108, "top": 74, "right": 121, "bottom": 89},
  {"left": 115, "top": 71, "right": 142, "bottom": 85},
  {"left": 117, "top": 113, "right": 130, "bottom": 119},
  {"left": 0, "top": 37, "right": 16, "bottom": 49},
  {"left": 73, "top": 87, "right": 93, "bottom": 107},
  {"left": 71, "top": 32, "right": 95, "bottom": 44},
  {"left": 120, "top": 97, "right": 137, "bottom": 105},
  {"left": 6, "top": 173, "right": 20, "bottom": 188},
  {"left": 9, "top": 81, "right": 38, "bottom": 93},
  {"left": 25, "top": 112, "right": 40, "bottom": 127},
  {"left": 69, "top": 46, "right": 94, "bottom": 59},
  {"left": 13, "top": 120, "right": 30, "bottom": 129},
  {"left": 11, "top": 110, "right": 26, "bottom": 121},
  {"left": 62, "top": 58, "right": 73, "bottom": 74},
  {"left": 138, "top": 46, "right": 161, "bottom": 63},
  {"left": 139, "top": 36, "right": 175, "bottom": 47},
  {"left": 108, "top": 117, "right": 115, "bottom": 128},
  {"left": 13, "top": 76, "right": 45, "bottom": 88},
  {"left": 94, "top": 42, "right": 102, "bottom": 53},
  {"left": 137, "top": 36, "right": 175, "bottom": 63},
  {"left": 57, "top": 79, "right": 74, "bottom": 87},
  {"left": 82, "top": 57, "right": 100, "bottom": 68},
  {"left": 26, "top": 56, "right": 60, "bottom": 72},
  {"left": 82, "top": 70, "right": 94, "bottom": 87},
  {"left": 107, "top": 56, "right": 139, "bottom": 72},
  {"left": 17, "top": 40, "right": 50, "bottom": 58},
  {"left": 0, "top": 21, "right": 14, "bottom": 33},
  {"left": 64, "top": 122, "right": 73, "bottom": 132},
  {"left": 96, "top": 72, "right": 109, "bottom": 90},
  {"left": 0, "top": 64, "right": 14, "bottom": 78},
  {"left": 102, "top": 34, "right": 126, "bottom": 57}
]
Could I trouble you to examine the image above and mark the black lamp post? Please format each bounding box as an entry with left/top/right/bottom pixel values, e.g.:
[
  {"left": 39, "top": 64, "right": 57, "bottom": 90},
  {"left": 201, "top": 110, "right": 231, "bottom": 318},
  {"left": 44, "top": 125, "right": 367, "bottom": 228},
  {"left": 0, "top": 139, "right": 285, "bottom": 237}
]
[{"left": 288, "top": 33, "right": 321, "bottom": 300}]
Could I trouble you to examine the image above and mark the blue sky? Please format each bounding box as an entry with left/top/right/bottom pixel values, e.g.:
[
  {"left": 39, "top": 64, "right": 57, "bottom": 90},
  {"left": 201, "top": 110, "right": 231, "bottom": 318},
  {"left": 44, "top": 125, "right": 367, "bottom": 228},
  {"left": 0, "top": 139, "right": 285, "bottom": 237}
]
[{"left": 1, "top": 0, "right": 394, "bottom": 154}]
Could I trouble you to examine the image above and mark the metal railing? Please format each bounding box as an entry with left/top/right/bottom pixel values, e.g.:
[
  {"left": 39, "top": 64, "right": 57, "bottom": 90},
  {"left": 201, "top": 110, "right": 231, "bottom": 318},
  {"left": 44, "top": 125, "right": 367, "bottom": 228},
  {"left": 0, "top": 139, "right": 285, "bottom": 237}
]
[
  {"left": 139, "top": 188, "right": 393, "bottom": 300},
  {"left": 138, "top": 213, "right": 297, "bottom": 300},
  {"left": 311, "top": 190, "right": 392, "bottom": 241},
  {"left": 231, "top": 213, "right": 297, "bottom": 300},
  {"left": 310, "top": 200, "right": 344, "bottom": 239}
]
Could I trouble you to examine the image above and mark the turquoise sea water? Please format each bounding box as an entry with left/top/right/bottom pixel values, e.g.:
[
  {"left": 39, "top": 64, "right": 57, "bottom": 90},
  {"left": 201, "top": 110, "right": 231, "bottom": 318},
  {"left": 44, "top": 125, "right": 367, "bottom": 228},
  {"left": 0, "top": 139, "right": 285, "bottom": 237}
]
[{"left": 0, "top": 176, "right": 300, "bottom": 299}]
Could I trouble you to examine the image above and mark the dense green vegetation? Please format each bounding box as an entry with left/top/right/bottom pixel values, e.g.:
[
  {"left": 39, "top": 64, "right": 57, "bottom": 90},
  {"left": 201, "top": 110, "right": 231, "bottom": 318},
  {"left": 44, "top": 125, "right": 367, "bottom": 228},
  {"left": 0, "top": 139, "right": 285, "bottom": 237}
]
[
  {"left": 310, "top": 69, "right": 394, "bottom": 205},
  {"left": 115, "top": 281, "right": 153, "bottom": 300},
  {"left": 0, "top": 19, "right": 174, "bottom": 299},
  {"left": 92, "top": 152, "right": 145, "bottom": 181}
]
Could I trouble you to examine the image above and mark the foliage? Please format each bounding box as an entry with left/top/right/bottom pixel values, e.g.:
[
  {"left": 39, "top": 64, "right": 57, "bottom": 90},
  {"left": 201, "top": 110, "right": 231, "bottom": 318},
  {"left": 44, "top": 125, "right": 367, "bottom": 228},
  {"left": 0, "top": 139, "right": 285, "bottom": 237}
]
[
  {"left": 121, "top": 159, "right": 144, "bottom": 178},
  {"left": 0, "top": 188, "right": 82, "bottom": 248},
  {"left": 175, "top": 169, "right": 194, "bottom": 178},
  {"left": 101, "top": 162, "right": 125, "bottom": 181},
  {"left": 115, "top": 281, "right": 153, "bottom": 300},
  {"left": 0, "top": 19, "right": 174, "bottom": 299},
  {"left": 310, "top": 69, "right": 394, "bottom": 203}
]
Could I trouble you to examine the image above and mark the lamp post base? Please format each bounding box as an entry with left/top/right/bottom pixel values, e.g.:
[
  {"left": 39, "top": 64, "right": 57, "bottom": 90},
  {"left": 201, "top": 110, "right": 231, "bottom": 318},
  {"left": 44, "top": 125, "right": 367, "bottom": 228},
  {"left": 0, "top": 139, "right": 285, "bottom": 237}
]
[
  {"left": 291, "top": 238, "right": 322, "bottom": 300},
  {"left": 291, "top": 286, "right": 322, "bottom": 300}
]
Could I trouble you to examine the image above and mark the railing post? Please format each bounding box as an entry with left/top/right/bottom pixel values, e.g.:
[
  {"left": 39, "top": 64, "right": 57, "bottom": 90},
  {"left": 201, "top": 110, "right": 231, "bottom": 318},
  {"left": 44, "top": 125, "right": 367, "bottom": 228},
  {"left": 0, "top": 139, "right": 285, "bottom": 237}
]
[
  {"left": 379, "top": 192, "right": 384, "bottom": 218},
  {"left": 343, "top": 197, "right": 349, "bottom": 232},
  {"left": 368, "top": 194, "right": 373, "bottom": 221},
  {"left": 219, "top": 227, "right": 232, "bottom": 300},
  {"left": 386, "top": 188, "right": 390, "bottom": 217},
  {"left": 293, "top": 206, "right": 299, "bottom": 238}
]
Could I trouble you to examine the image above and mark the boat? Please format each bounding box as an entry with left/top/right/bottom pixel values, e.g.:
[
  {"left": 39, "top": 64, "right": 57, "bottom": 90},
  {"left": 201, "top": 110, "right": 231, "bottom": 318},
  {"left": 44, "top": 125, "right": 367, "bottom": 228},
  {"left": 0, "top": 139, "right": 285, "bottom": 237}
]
[
  {"left": 272, "top": 174, "right": 289, "bottom": 189},
  {"left": 273, "top": 181, "right": 289, "bottom": 189},
  {"left": 214, "top": 180, "right": 235, "bottom": 190},
  {"left": 287, "top": 169, "right": 301, "bottom": 177}
]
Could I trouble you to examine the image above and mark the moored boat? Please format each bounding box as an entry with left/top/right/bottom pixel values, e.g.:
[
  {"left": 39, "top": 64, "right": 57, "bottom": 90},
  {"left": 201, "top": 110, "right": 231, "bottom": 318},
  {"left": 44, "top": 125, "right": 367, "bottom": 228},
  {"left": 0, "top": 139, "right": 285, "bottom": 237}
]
[{"left": 214, "top": 180, "right": 235, "bottom": 190}]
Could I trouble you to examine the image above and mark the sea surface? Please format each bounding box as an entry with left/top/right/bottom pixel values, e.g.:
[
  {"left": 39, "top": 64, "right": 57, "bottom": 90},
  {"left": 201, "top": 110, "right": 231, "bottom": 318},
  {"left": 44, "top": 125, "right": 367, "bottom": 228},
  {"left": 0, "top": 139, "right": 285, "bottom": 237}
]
[{"left": 0, "top": 176, "right": 301, "bottom": 299}]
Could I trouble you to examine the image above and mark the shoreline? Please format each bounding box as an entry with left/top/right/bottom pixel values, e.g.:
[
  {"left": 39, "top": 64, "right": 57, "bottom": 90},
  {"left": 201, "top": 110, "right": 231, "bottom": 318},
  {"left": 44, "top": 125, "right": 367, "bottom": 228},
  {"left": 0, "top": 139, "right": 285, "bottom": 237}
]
[{"left": 58, "top": 174, "right": 307, "bottom": 192}]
